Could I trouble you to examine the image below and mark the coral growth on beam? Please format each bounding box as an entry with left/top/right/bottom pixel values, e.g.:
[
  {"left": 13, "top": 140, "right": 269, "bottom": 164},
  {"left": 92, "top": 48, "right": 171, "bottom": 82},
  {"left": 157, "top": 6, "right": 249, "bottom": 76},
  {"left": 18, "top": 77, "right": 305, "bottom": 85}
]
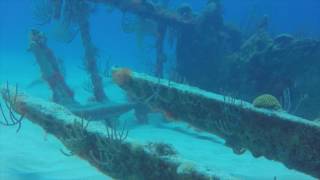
[
  {"left": 0, "top": 86, "right": 235, "bottom": 180},
  {"left": 112, "top": 68, "right": 320, "bottom": 178},
  {"left": 88, "top": 0, "right": 197, "bottom": 27},
  {"left": 28, "top": 29, "right": 77, "bottom": 106}
]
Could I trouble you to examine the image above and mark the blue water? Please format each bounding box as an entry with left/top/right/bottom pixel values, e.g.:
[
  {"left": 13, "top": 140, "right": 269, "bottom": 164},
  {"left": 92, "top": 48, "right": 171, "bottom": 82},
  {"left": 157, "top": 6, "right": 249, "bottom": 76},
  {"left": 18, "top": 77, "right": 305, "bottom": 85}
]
[{"left": 1, "top": 0, "right": 319, "bottom": 179}]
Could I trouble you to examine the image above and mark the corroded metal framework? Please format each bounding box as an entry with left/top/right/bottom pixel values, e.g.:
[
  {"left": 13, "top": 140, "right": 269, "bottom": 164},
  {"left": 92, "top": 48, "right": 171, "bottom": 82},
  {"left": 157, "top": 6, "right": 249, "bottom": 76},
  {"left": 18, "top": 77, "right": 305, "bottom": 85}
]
[
  {"left": 1, "top": 0, "right": 320, "bottom": 179},
  {"left": 112, "top": 68, "right": 320, "bottom": 178},
  {"left": 0, "top": 85, "right": 237, "bottom": 180}
]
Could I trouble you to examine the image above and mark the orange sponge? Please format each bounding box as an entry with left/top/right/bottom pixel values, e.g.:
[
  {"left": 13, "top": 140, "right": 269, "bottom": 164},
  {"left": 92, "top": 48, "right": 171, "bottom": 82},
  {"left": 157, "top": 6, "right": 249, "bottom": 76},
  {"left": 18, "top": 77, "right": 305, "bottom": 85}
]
[{"left": 112, "top": 68, "right": 132, "bottom": 87}]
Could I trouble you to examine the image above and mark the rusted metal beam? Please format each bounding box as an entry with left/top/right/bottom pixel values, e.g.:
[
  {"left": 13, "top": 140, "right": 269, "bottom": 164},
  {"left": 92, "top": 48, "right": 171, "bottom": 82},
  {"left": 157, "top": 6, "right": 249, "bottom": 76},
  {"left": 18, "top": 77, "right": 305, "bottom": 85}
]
[
  {"left": 28, "top": 29, "right": 77, "bottom": 106},
  {"left": 28, "top": 29, "right": 135, "bottom": 120},
  {"left": 87, "top": 0, "right": 197, "bottom": 27},
  {"left": 0, "top": 85, "right": 238, "bottom": 180},
  {"left": 111, "top": 68, "right": 320, "bottom": 178},
  {"left": 155, "top": 23, "right": 167, "bottom": 77},
  {"left": 78, "top": 13, "right": 108, "bottom": 102}
]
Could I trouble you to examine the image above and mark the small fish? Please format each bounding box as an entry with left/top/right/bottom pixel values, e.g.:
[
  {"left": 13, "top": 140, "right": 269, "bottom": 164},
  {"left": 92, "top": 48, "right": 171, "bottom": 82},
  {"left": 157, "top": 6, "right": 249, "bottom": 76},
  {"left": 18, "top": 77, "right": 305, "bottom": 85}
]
[{"left": 27, "top": 78, "right": 45, "bottom": 89}]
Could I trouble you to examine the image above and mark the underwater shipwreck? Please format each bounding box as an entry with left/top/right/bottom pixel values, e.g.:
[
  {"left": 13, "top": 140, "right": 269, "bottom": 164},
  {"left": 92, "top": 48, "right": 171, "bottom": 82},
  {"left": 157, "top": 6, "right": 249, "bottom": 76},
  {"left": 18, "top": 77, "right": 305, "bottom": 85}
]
[{"left": 1, "top": 0, "right": 320, "bottom": 179}]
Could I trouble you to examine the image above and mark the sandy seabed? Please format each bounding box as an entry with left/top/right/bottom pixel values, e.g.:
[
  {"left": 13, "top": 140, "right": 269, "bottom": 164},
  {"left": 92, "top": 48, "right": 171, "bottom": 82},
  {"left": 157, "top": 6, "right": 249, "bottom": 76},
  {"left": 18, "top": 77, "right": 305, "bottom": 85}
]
[{"left": 0, "top": 54, "right": 315, "bottom": 180}]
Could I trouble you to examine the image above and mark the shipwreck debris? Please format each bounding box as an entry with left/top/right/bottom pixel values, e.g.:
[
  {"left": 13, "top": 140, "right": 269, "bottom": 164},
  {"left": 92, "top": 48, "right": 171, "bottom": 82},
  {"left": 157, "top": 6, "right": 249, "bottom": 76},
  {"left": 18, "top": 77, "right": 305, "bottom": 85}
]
[
  {"left": 88, "top": 0, "right": 197, "bottom": 27},
  {"left": 28, "top": 29, "right": 77, "bottom": 106},
  {"left": 111, "top": 67, "right": 320, "bottom": 178},
  {"left": 27, "top": 29, "right": 143, "bottom": 122},
  {"left": 0, "top": 85, "right": 238, "bottom": 180}
]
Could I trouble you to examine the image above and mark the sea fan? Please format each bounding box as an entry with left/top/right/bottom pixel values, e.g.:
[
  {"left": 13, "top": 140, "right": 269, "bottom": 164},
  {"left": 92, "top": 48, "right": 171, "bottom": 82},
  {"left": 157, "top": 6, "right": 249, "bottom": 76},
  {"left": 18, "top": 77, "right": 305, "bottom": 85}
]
[
  {"left": 51, "top": 21, "right": 79, "bottom": 43},
  {"left": 32, "top": 0, "right": 54, "bottom": 25}
]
